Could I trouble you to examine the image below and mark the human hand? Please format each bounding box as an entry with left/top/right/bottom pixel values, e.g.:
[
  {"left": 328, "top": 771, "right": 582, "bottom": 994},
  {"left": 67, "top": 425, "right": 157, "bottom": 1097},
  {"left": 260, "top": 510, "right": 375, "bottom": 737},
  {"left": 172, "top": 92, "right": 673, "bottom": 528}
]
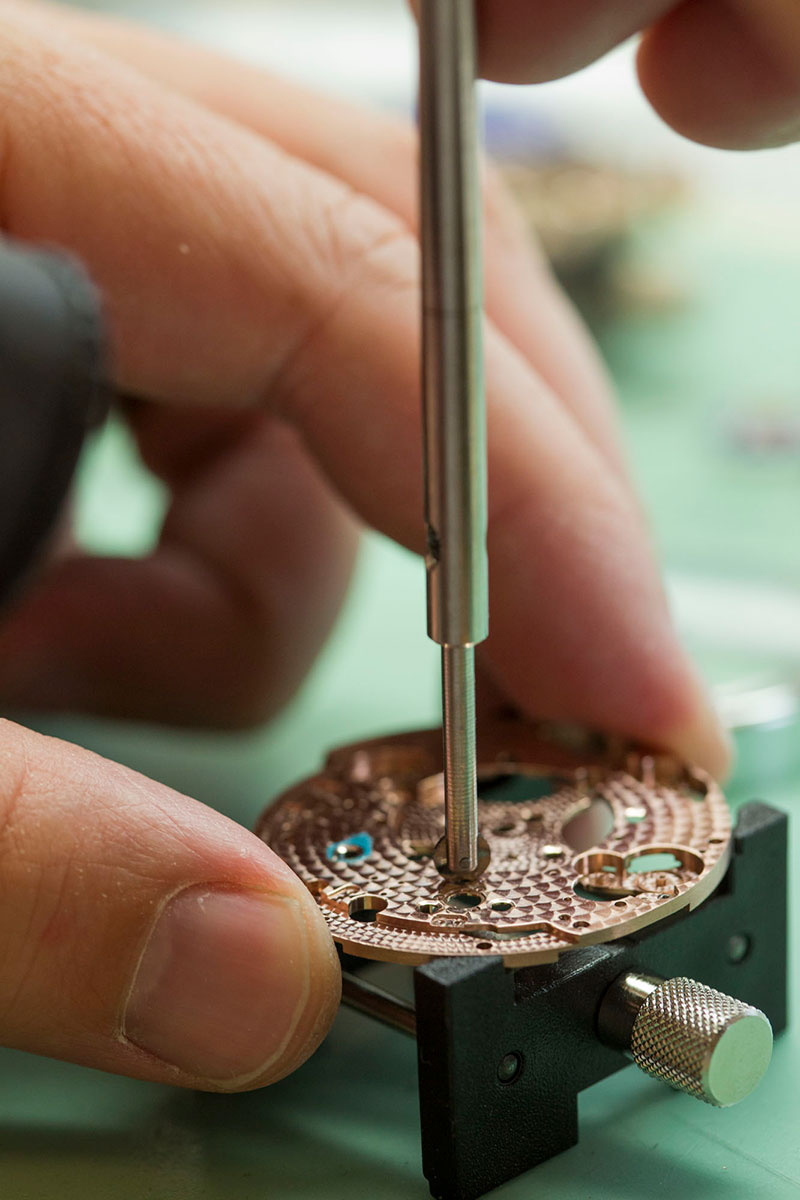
[
  {"left": 0, "top": 1, "right": 728, "bottom": 1090},
  {"left": 433, "top": 0, "right": 800, "bottom": 149}
]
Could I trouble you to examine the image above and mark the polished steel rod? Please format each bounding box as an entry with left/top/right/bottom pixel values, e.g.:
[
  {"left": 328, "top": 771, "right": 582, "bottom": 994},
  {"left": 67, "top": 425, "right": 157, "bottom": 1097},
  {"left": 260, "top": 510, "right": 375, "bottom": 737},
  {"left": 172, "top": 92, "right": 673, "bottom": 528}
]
[
  {"left": 341, "top": 972, "right": 417, "bottom": 1038},
  {"left": 419, "top": 0, "right": 488, "bottom": 878},
  {"left": 442, "top": 645, "right": 479, "bottom": 873}
]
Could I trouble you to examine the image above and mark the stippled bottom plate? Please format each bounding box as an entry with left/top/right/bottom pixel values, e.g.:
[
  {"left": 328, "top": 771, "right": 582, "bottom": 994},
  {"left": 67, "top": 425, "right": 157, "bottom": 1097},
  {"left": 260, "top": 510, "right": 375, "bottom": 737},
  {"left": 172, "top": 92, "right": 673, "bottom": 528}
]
[{"left": 257, "top": 722, "right": 731, "bottom": 965}]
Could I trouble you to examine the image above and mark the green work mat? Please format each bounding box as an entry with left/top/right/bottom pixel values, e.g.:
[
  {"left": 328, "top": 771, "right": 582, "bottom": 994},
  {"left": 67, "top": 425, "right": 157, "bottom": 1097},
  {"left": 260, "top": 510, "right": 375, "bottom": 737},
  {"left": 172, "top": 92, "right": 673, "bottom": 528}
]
[{"left": 2, "top": 206, "right": 798, "bottom": 1197}]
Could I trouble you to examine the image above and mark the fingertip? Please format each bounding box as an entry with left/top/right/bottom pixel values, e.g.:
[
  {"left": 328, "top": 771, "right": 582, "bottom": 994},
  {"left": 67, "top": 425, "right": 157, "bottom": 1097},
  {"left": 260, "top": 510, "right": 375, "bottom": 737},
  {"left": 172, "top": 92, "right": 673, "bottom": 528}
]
[
  {"left": 637, "top": 3, "right": 800, "bottom": 151},
  {"left": 663, "top": 671, "right": 734, "bottom": 784},
  {"left": 123, "top": 882, "right": 340, "bottom": 1093}
]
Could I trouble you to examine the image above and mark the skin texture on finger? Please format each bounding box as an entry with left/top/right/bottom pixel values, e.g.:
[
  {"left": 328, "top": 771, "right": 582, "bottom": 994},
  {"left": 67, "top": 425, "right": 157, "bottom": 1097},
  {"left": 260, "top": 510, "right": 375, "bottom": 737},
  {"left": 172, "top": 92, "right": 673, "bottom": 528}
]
[
  {"left": 0, "top": 415, "right": 358, "bottom": 724},
  {"left": 0, "top": 10, "right": 727, "bottom": 772},
  {"left": 0, "top": 8, "right": 386, "bottom": 406},
  {"left": 0, "top": 720, "right": 340, "bottom": 1089},
  {"left": 33, "top": 0, "right": 629, "bottom": 479},
  {"left": 638, "top": 0, "right": 800, "bottom": 149}
]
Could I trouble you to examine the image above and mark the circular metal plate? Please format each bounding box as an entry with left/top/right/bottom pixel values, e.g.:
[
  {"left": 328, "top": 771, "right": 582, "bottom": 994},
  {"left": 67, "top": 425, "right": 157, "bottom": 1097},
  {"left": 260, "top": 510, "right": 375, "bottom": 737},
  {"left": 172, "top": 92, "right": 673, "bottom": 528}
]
[{"left": 256, "top": 722, "right": 731, "bottom": 966}]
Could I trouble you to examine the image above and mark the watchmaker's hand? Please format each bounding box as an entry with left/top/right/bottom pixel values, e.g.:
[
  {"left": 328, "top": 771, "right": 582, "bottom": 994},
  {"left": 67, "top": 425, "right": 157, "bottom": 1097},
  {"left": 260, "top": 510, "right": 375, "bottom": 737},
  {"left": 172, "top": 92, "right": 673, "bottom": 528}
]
[
  {"left": 0, "top": 0, "right": 727, "bottom": 774},
  {"left": 0, "top": 2, "right": 732, "bottom": 1090}
]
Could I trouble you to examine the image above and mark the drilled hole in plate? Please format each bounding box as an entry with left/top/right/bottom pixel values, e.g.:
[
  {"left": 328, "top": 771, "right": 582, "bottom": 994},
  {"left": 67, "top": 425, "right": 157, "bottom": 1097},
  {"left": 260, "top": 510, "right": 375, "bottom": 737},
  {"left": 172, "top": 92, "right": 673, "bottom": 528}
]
[
  {"left": 417, "top": 900, "right": 441, "bottom": 915},
  {"left": 626, "top": 852, "right": 682, "bottom": 874},
  {"left": 448, "top": 892, "right": 482, "bottom": 910},
  {"left": 490, "top": 899, "right": 513, "bottom": 912},
  {"left": 573, "top": 920, "right": 590, "bottom": 928},
  {"left": 348, "top": 894, "right": 388, "bottom": 923},
  {"left": 572, "top": 850, "right": 624, "bottom": 876},
  {"left": 477, "top": 771, "right": 566, "bottom": 805},
  {"left": 562, "top": 796, "right": 614, "bottom": 853},
  {"left": 329, "top": 841, "right": 366, "bottom": 862},
  {"left": 614, "top": 899, "right": 627, "bottom": 908},
  {"left": 626, "top": 845, "right": 704, "bottom": 875},
  {"left": 574, "top": 882, "right": 620, "bottom": 903},
  {"left": 476, "top": 941, "right": 493, "bottom": 950},
  {"left": 494, "top": 823, "right": 519, "bottom": 835},
  {"left": 709, "top": 837, "right": 725, "bottom": 845},
  {"left": 327, "top": 832, "right": 372, "bottom": 864}
]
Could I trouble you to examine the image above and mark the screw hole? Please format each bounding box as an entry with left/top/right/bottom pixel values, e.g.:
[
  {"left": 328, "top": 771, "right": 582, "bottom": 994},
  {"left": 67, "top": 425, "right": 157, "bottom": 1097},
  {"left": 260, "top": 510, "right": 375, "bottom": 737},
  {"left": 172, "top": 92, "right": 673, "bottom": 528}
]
[
  {"left": 627, "top": 851, "right": 683, "bottom": 873},
  {"left": 348, "top": 894, "right": 388, "bottom": 923},
  {"left": 327, "top": 834, "right": 372, "bottom": 864},
  {"left": 727, "top": 933, "right": 752, "bottom": 964}
]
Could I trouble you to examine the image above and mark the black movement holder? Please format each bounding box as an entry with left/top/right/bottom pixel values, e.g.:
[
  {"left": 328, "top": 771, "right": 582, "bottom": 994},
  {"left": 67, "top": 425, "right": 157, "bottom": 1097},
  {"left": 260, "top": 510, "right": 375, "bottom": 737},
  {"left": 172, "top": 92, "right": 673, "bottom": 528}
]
[{"left": 343, "top": 802, "right": 788, "bottom": 1200}]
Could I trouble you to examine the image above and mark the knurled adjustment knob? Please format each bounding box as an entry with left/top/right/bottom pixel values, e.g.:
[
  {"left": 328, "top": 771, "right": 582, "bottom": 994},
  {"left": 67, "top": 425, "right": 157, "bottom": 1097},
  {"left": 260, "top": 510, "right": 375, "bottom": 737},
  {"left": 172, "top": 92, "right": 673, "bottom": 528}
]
[{"left": 598, "top": 972, "right": 773, "bottom": 1107}]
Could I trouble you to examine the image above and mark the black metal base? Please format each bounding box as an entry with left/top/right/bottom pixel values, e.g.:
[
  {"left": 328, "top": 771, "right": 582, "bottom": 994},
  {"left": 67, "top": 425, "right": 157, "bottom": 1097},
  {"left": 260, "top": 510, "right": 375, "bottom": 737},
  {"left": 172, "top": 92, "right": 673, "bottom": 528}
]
[{"left": 413, "top": 802, "right": 788, "bottom": 1200}]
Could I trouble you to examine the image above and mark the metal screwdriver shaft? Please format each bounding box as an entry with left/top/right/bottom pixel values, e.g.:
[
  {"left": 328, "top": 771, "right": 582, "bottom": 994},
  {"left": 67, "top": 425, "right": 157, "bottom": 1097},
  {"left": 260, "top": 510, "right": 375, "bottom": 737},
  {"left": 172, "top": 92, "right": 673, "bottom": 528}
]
[{"left": 419, "top": 0, "right": 489, "bottom": 879}]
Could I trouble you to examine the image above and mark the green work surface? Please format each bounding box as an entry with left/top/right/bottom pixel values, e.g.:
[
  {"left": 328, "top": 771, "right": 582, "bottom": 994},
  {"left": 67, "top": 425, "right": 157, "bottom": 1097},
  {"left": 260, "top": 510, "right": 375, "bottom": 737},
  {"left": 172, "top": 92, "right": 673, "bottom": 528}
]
[{"left": 3, "top": 208, "right": 799, "bottom": 1197}]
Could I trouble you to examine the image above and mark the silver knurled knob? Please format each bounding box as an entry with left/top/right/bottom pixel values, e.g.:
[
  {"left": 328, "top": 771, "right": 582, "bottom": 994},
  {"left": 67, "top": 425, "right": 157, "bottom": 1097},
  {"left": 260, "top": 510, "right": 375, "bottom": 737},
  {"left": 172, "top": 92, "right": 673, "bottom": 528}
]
[{"left": 598, "top": 973, "right": 773, "bottom": 1107}]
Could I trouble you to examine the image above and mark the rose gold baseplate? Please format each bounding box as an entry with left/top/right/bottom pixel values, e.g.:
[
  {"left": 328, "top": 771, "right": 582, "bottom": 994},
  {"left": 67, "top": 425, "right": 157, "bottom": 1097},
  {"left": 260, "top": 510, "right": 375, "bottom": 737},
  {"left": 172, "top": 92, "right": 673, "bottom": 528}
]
[{"left": 256, "top": 721, "right": 731, "bottom": 967}]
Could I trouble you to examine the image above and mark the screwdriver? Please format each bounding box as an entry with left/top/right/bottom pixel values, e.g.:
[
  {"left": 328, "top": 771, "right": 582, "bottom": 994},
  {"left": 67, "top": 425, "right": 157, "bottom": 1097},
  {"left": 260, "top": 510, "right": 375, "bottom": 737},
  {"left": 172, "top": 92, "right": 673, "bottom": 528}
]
[{"left": 418, "top": 0, "right": 489, "bottom": 880}]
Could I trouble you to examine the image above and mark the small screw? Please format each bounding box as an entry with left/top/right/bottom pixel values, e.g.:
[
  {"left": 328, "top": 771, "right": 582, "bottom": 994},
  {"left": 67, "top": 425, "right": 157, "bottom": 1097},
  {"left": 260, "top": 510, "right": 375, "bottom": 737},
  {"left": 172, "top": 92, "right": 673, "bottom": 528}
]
[
  {"left": 496, "top": 1051, "right": 522, "bottom": 1089},
  {"left": 727, "top": 933, "right": 751, "bottom": 964},
  {"left": 497, "top": 1052, "right": 523, "bottom": 1084}
]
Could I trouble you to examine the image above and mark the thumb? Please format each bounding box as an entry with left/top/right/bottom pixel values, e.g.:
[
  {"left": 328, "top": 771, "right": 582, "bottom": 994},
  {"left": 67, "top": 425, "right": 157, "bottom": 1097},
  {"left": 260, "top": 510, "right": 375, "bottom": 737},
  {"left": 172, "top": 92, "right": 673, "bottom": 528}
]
[{"left": 0, "top": 720, "right": 340, "bottom": 1090}]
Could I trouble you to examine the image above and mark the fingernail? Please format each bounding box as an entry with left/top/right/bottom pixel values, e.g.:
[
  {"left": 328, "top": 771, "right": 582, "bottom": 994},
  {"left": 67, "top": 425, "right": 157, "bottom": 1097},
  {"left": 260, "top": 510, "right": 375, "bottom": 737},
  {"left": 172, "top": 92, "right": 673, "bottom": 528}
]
[{"left": 123, "top": 887, "right": 312, "bottom": 1085}]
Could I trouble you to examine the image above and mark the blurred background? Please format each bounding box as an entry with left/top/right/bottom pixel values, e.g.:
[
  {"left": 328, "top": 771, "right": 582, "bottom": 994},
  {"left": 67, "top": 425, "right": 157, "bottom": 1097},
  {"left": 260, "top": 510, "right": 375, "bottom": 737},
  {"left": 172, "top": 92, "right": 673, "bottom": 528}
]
[{"left": 6, "top": 5, "right": 799, "bottom": 1198}]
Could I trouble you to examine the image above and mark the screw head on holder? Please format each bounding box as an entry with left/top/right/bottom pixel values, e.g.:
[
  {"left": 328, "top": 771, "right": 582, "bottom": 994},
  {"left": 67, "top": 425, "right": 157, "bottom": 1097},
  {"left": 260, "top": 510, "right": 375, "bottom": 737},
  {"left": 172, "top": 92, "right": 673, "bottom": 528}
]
[{"left": 598, "top": 972, "right": 773, "bottom": 1107}]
